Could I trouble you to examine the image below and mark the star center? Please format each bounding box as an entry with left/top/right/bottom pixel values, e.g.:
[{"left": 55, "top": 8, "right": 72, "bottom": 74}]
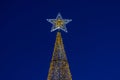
[{"left": 55, "top": 19, "right": 64, "bottom": 28}]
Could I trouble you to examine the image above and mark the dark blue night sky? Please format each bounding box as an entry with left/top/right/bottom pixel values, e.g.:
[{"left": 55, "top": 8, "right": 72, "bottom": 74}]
[{"left": 0, "top": 0, "right": 120, "bottom": 80}]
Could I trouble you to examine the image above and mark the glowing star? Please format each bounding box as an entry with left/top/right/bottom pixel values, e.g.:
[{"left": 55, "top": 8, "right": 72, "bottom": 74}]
[{"left": 47, "top": 13, "right": 72, "bottom": 32}]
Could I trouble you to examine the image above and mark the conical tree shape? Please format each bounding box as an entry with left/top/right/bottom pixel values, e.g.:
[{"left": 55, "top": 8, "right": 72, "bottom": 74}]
[{"left": 47, "top": 32, "right": 72, "bottom": 80}]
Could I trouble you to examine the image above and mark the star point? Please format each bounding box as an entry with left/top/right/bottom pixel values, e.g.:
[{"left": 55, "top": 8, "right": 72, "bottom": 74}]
[{"left": 47, "top": 13, "right": 72, "bottom": 32}]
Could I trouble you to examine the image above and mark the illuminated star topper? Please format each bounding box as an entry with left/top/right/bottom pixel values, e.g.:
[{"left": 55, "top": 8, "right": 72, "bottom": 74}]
[{"left": 47, "top": 13, "right": 72, "bottom": 32}]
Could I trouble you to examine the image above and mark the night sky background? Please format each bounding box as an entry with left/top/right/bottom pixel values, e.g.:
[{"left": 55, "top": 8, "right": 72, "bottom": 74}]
[{"left": 0, "top": 0, "right": 120, "bottom": 80}]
